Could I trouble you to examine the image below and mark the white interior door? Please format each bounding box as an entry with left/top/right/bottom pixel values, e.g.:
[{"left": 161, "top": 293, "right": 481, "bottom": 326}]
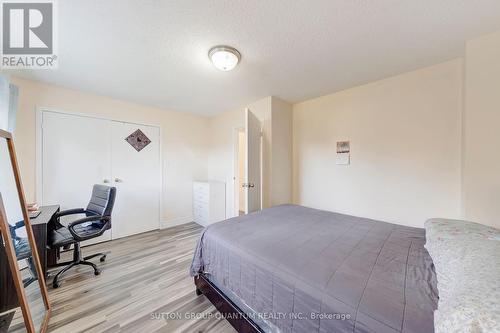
[
  {"left": 41, "top": 111, "right": 112, "bottom": 245},
  {"left": 110, "top": 122, "right": 160, "bottom": 239},
  {"left": 245, "top": 108, "right": 262, "bottom": 213}
]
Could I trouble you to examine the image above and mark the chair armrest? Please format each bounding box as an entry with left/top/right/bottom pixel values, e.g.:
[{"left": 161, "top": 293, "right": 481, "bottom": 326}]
[
  {"left": 9, "top": 225, "right": 20, "bottom": 241},
  {"left": 68, "top": 215, "right": 110, "bottom": 242},
  {"left": 53, "top": 208, "right": 87, "bottom": 219},
  {"left": 14, "top": 220, "right": 25, "bottom": 228},
  {"left": 9, "top": 220, "right": 25, "bottom": 240},
  {"left": 53, "top": 208, "right": 88, "bottom": 229}
]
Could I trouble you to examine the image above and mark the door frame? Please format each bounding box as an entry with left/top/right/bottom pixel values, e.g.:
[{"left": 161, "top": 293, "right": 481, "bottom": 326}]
[
  {"left": 232, "top": 126, "right": 244, "bottom": 218},
  {"left": 35, "top": 107, "right": 162, "bottom": 230}
]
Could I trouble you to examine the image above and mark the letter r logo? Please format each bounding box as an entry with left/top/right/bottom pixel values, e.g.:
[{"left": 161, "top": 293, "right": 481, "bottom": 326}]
[{"left": 2, "top": 2, "right": 53, "bottom": 54}]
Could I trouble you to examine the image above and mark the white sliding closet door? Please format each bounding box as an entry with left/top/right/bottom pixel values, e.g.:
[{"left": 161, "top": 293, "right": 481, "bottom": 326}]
[
  {"left": 40, "top": 111, "right": 161, "bottom": 243},
  {"left": 110, "top": 122, "right": 160, "bottom": 239},
  {"left": 41, "top": 111, "right": 112, "bottom": 245}
]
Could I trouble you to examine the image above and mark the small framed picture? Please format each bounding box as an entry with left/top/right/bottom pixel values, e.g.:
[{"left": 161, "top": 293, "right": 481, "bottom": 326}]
[{"left": 336, "top": 141, "right": 350, "bottom": 165}]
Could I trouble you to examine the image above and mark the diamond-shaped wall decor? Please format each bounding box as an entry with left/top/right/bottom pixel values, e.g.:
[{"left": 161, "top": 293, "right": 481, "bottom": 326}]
[{"left": 125, "top": 129, "right": 151, "bottom": 152}]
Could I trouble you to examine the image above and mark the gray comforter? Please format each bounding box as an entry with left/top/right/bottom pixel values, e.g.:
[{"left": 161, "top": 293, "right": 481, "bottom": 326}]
[{"left": 190, "top": 205, "right": 438, "bottom": 333}]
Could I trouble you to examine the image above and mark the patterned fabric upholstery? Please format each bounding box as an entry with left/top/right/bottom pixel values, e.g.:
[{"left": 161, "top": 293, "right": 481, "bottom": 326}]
[
  {"left": 9, "top": 222, "right": 32, "bottom": 259},
  {"left": 14, "top": 237, "right": 32, "bottom": 259},
  {"left": 425, "top": 219, "right": 500, "bottom": 333}
]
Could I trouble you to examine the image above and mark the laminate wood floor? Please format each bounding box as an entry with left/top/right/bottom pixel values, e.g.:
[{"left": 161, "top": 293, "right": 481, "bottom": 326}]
[{"left": 46, "top": 223, "right": 236, "bottom": 333}]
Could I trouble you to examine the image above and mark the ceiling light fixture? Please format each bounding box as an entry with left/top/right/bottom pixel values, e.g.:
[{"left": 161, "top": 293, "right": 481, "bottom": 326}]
[{"left": 208, "top": 45, "right": 241, "bottom": 71}]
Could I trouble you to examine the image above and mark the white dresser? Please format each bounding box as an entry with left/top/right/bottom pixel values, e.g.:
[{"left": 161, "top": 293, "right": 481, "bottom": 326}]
[{"left": 193, "top": 181, "right": 226, "bottom": 226}]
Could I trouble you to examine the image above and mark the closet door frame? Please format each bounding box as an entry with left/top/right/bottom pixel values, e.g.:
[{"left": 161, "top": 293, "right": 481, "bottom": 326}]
[{"left": 35, "top": 107, "right": 162, "bottom": 232}]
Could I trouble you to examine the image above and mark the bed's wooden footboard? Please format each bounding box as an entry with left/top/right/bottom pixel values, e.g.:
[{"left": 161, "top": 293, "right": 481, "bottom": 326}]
[{"left": 194, "top": 274, "right": 263, "bottom": 333}]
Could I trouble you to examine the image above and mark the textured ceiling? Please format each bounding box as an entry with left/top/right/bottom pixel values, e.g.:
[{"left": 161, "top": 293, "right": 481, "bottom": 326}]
[{"left": 5, "top": 0, "right": 500, "bottom": 116}]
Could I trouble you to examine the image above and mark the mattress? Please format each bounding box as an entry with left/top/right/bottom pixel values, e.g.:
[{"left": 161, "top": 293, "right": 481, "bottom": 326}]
[{"left": 190, "top": 205, "right": 438, "bottom": 333}]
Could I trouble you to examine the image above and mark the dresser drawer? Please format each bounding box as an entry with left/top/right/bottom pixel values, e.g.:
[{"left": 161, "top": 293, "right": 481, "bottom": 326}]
[
  {"left": 193, "top": 209, "right": 208, "bottom": 225},
  {"left": 193, "top": 182, "right": 209, "bottom": 195},
  {"left": 193, "top": 181, "right": 225, "bottom": 226},
  {"left": 193, "top": 214, "right": 208, "bottom": 225},
  {"left": 193, "top": 191, "right": 209, "bottom": 204},
  {"left": 194, "top": 208, "right": 208, "bottom": 220},
  {"left": 193, "top": 202, "right": 208, "bottom": 214}
]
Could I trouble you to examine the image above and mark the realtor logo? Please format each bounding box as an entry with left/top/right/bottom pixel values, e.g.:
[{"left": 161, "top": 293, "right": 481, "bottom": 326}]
[{"left": 1, "top": 0, "right": 57, "bottom": 69}]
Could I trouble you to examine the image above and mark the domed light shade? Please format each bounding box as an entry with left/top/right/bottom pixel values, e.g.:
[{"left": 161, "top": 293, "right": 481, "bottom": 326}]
[{"left": 209, "top": 46, "right": 241, "bottom": 71}]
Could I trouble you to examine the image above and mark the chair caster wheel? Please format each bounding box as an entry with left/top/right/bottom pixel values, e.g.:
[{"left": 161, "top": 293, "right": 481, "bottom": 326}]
[
  {"left": 53, "top": 282, "right": 60, "bottom": 289},
  {"left": 100, "top": 255, "right": 106, "bottom": 262},
  {"left": 94, "top": 269, "right": 101, "bottom": 276}
]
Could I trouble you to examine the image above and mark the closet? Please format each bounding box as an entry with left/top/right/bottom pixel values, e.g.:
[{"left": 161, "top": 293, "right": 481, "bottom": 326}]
[{"left": 38, "top": 110, "right": 161, "bottom": 243}]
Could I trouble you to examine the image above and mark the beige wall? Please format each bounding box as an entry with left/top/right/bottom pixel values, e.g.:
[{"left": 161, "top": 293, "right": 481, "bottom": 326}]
[
  {"left": 207, "top": 96, "right": 293, "bottom": 217},
  {"left": 207, "top": 97, "right": 272, "bottom": 217},
  {"left": 10, "top": 76, "right": 209, "bottom": 227},
  {"left": 463, "top": 31, "right": 500, "bottom": 229},
  {"left": 9, "top": 30, "right": 499, "bottom": 230},
  {"left": 293, "top": 60, "right": 463, "bottom": 227},
  {"left": 270, "top": 97, "right": 293, "bottom": 206}
]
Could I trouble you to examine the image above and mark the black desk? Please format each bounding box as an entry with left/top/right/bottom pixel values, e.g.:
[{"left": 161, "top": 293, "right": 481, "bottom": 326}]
[{"left": 30, "top": 205, "right": 60, "bottom": 278}]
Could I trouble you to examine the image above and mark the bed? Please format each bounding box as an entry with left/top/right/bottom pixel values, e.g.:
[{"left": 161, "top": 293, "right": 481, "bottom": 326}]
[{"left": 190, "top": 205, "right": 439, "bottom": 333}]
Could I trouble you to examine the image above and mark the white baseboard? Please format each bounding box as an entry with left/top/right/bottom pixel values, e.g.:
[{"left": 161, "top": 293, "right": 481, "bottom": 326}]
[{"left": 160, "top": 215, "right": 194, "bottom": 229}]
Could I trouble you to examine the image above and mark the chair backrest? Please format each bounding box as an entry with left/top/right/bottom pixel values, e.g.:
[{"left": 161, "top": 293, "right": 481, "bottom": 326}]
[{"left": 86, "top": 185, "right": 116, "bottom": 219}]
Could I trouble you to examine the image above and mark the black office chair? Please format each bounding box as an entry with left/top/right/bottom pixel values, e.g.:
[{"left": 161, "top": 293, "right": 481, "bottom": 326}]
[{"left": 49, "top": 184, "right": 116, "bottom": 288}]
